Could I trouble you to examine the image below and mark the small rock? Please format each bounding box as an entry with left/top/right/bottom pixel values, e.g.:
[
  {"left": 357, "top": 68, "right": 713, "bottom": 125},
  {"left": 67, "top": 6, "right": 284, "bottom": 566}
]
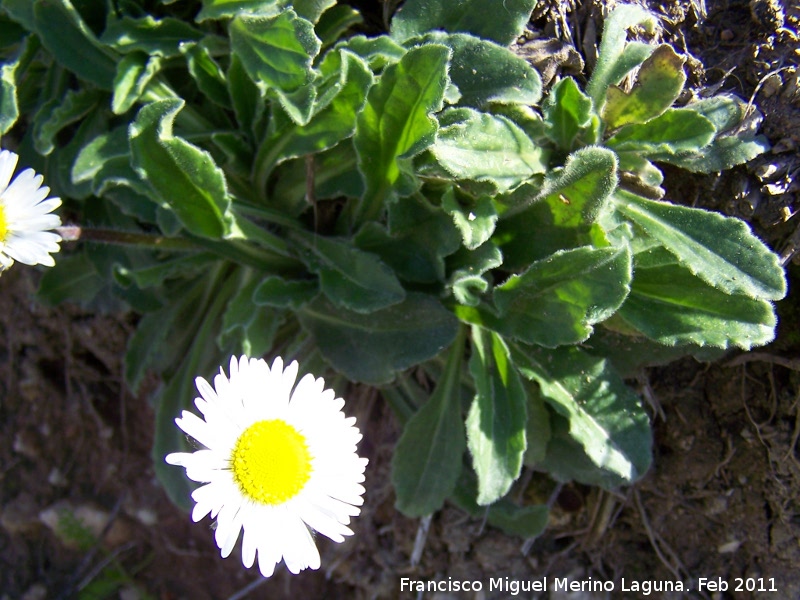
[
  {"left": 12, "top": 428, "right": 42, "bottom": 460},
  {"left": 47, "top": 467, "right": 68, "bottom": 487},
  {"left": 39, "top": 500, "right": 132, "bottom": 549},
  {"left": 119, "top": 587, "right": 145, "bottom": 600},
  {"left": 1, "top": 493, "right": 41, "bottom": 535},
  {"left": 20, "top": 584, "right": 47, "bottom": 600},
  {"left": 718, "top": 539, "right": 741, "bottom": 553},
  {"left": 760, "top": 73, "right": 782, "bottom": 98},
  {"left": 132, "top": 507, "right": 158, "bottom": 527}
]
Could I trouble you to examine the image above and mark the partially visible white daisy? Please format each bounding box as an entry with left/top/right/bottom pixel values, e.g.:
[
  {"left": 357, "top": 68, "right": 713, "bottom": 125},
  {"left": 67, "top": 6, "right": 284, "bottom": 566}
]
[
  {"left": 166, "top": 355, "right": 368, "bottom": 578},
  {"left": 0, "top": 149, "right": 62, "bottom": 270}
]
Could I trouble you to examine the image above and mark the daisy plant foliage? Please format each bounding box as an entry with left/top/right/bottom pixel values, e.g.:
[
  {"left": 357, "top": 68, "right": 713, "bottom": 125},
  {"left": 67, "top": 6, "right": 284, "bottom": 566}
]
[{"left": 1, "top": 0, "right": 786, "bottom": 542}]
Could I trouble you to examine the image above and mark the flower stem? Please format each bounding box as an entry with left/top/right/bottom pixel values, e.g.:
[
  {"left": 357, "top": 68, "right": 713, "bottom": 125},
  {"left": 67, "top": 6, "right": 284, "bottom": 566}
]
[{"left": 57, "top": 225, "right": 198, "bottom": 251}]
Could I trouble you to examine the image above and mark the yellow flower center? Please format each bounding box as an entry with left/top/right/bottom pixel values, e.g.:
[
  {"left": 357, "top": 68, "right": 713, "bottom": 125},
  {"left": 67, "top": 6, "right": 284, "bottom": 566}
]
[
  {"left": 231, "top": 419, "right": 312, "bottom": 505},
  {"left": 0, "top": 203, "right": 7, "bottom": 240}
]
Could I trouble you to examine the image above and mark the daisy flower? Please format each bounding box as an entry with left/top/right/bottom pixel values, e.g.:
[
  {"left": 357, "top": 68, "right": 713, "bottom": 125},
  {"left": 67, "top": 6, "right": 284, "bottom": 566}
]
[
  {"left": 166, "top": 355, "right": 368, "bottom": 578},
  {"left": 0, "top": 149, "right": 62, "bottom": 270}
]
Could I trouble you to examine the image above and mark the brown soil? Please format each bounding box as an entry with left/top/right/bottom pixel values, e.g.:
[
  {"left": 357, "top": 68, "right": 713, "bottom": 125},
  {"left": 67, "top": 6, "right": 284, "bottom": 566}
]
[{"left": 1, "top": 1, "right": 799, "bottom": 599}]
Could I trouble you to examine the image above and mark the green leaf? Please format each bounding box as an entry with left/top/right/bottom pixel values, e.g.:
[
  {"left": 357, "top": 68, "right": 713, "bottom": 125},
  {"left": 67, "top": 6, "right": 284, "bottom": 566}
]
[
  {"left": 450, "top": 471, "right": 549, "bottom": 538},
  {"left": 685, "top": 94, "right": 748, "bottom": 132},
  {"left": 291, "top": 231, "right": 405, "bottom": 313},
  {"left": 664, "top": 133, "right": 770, "bottom": 173},
  {"left": 335, "top": 34, "right": 406, "bottom": 71},
  {"left": 0, "top": 14, "right": 26, "bottom": 47},
  {"left": 196, "top": 0, "right": 280, "bottom": 22},
  {"left": 611, "top": 190, "right": 786, "bottom": 300},
  {"left": 392, "top": 325, "right": 467, "bottom": 516},
  {"left": 218, "top": 274, "right": 281, "bottom": 357},
  {"left": 298, "top": 293, "right": 459, "bottom": 385},
  {"left": 253, "top": 275, "right": 318, "bottom": 308},
  {"left": 585, "top": 4, "right": 659, "bottom": 111},
  {"left": 354, "top": 195, "right": 461, "bottom": 283},
  {"left": 100, "top": 15, "right": 205, "bottom": 57},
  {"left": 129, "top": 99, "right": 233, "bottom": 239},
  {"left": 117, "top": 253, "right": 217, "bottom": 289},
  {"left": 254, "top": 50, "right": 372, "bottom": 182},
  {"left": 466, "top": 327, "right": 527, "bottom": 505},
  {"left": 152, "top": 272, "right": 236, "bottom": 512},
  {"left": 497, "top": 146, "right": 618, "bottom": 269},
  {"left": 315, "top": 4, "right": 363, "bottom": 47},
  {"left": 352, "top": 43, "right": 450, "bottom": 225},
  {"left": 449, "top": 272, "right": 489, "bottom": 306},
  {"left": 36, "top": 252, "right": 104, "bottom": 306},
  {"left": 431, "top": 107, "right": 547, "bottom": 193},
  {"left": 606, "top": 108, "right": 715, "bottom": 157},
  {"left": 602, "top": 45, "right": 687, "bottom": 130},
  {"left": 442, "top": 189, "right": 497, "bottom": 251},
  {"left": 182, "top": 43, "right": 231, "bottom": 108},
  {"left": 0, "top": 34, "right": 26, "bottom": 135},
  {"left": 513, "top": 344, "right": 652, "bottom": 487},
  {"left": 543, "top": 77, "right": 596, "bottom": 152},
  {"left": 292, "top": 0, "right": 336, "bottom": 23},
  {"left": 112, "top": 51, "right": 161, "bottom": 115},
  {"left": 230, "top": 10, "right": 321, "bottom": 124},
  {"left": 522, "top": 380, "right": 550, "bottom": 466},
  {"left": 617, "top": 251, "right": 777, "bottom": 349},
  {"left": 391, "top": 0, "right": 536, "bottom": 46},
  {"left": 485, "top": 502, "right": 549, "bottom": 539},
  {"left": 72, "top": 126, "right": 146, "bottom": 198},
  {"left": 422, "top": 32, "right": 542, "bottom": 108},
  {"left": 446, "top": 240, "right": 503, "bottom": 278},
  {"left": 33, "top": 0, "right": 118, "bottom": 90},
  {"left": 2, "top": 0, "right": 35, "bottom": 30},
  {"left": 586, "top": 325, "right": 725, "bottom": 378},
  {"left": 33, "top": 88, "right": 104, "bottom": 155},
  {"left": 125, "top": 311, "right": 169, "bottom": 395},
  {"left": 484, "top": 245, "right": 632, "bottom": 347},
  {"left": 227, "top": 54, "right": 265, "bottom": 136}
]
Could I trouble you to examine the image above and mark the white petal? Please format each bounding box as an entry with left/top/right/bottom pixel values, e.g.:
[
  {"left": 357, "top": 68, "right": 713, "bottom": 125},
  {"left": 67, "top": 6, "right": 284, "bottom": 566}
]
[
  {"left": 163, "top": 354, "right": 367, "bottom": 578},
  {"left": 0, "top": 150, "right": 19, "bottom": 191}
]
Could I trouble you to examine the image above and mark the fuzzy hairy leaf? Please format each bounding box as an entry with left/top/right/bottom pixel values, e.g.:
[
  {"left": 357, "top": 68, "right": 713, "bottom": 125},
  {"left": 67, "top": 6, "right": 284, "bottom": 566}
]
[
  {"left": 586, "top": 4, "right": 659, "bottom": 111},
  {"left": 513, "top": 344, "right": 652, "bottom": 487},
  {"left": 392, "top": 326, "right": 467, "bottom": 516},
  {"left": 543, "top": 77, "right": 596, "bottom": 151},
  {"left": 391, "top": 0, "right": 536, "bottom": 46},
  {"left": 112, "top": 52, "right": 161, "bottom": 115},
  {"left": 484, "top": 245, "right": 632, "bottom": 347},
  {"left": 353, "top": 43, "right": 450, "bottom": 224},
  {"left": 606, "top": 108, "right": 716, "bottom": 160},
  {"left": 602, "top": 45, "right": 686, "bottom": 130},
  {"left": 254, "top": 50, "right": 372, "bottom": 180},
  {"left": 354, "top": 195, "right": 461, "bottom": 283},
  {"left": 196, "top": 0, "right": 280, "bottom": 22},
  {"left": 33, "top": 0, "right": 118, "bottom": 90},
  {"left": 129, "top": 99, "right": 233, "bottom": 239},
  {"left": 431, "top": 107, "right": 547, "bottom": 193},
  {"left": 253, "top": 275, "right": 318, "bottom": 309},
  {"left": 298, "top": 293, "right": 459, "bottom": 385},
  {"left": 230, "top": 10, "right": 321, "bottom": 124},
  {"left": 422, "top": 32, "right": 542, "bottom": 108},
  {"left": 34, "top": 89, "right": 104, "bottom": 155},
  {"left": 611, "top": 190, "right": 786, "bottom": 301},
  {"left": 442, "top": 190, "right": 497, "bottom": 251},
  {"left": 466, "top": 327, "right": 527, "bottom": 505},
  {"left": 497, "top": 146, "right": 618, "bottom": 269},
  {"left": 291, "top": 231, "right": 405, "bottom": 312},
  {"left": 101, "top": 15, "right": 205, "bottom": 57},
  {"left": 618, "top": 250, "right": 777, "bottom": 349}
]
